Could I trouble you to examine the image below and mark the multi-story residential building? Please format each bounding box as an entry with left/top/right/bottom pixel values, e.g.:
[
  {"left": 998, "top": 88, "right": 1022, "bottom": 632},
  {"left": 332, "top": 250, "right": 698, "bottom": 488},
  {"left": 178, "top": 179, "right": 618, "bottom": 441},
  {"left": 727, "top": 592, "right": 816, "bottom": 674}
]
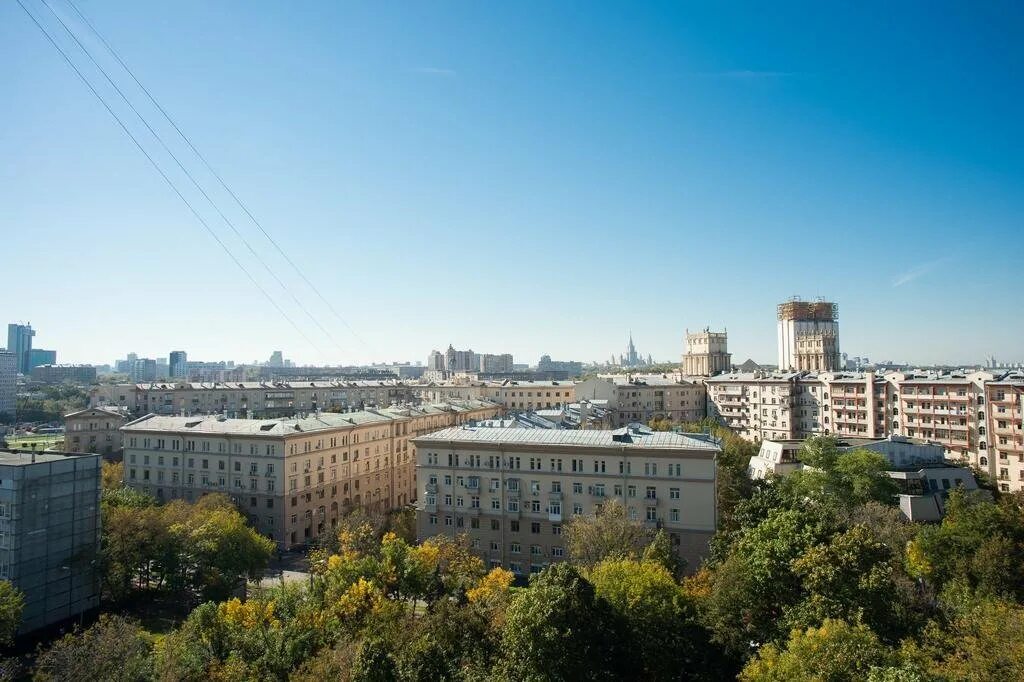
[
  {"left": 777, "top": 299, "right": 841, "bottom": 372},
  {"left": 682, "top": 328, "right": 731, "bottom": 377},
  {"left": 91, "top": 380, "right": 421, "bottom": 418},
  {"left": 121, "top": 399, "right": 501, "bottom": 548},
  {"left": 576, "top": 375, "right": 706, "bottom": 427},
  {"left": 0, "top": 449, "right": 101, "bottom": 633},
  {"left": 536, "top": 355, "right": 584, "bottom": 377},
  {"left": 983, "top": 371, "right": 1024, "bottom": 492},
  {"left": 29, "top": 364, "right": 98, "bottom": 385},
  {"left": 0, "top": 351, "right": 15, "bottom": 420},
  {"left": 27, "top": 349, "right": 57, "bottom": 371},
  {"left": 130, "top": 358, "right": 158, "bottom": 383},
  {"left": 414, "top": 424, "right": 720, "bottom": 574},
  {"left": 706, "top": 368, "right": 1024, "bottom": 492},
  {"left": 64, "top": 406, "right": 131, "bottom": 458},
  {"left": 478, "top": 354, "right": 514, "bottom": 374},
  {"left": 6, "top": 323, "right": 35, "bottom": 374},
  {"left": 418, "top": 380, "right": 576, "bottom": 413},
  {"left": 169, "top": 351, "right": 188, "bottom": 379}
]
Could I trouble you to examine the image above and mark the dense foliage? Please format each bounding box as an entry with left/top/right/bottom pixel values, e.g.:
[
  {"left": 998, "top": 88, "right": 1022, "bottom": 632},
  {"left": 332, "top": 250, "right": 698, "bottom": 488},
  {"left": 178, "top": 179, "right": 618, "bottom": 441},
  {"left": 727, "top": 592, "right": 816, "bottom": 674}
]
[{"left": 7, "top": 434, "right": 1024, "bottom": 680}]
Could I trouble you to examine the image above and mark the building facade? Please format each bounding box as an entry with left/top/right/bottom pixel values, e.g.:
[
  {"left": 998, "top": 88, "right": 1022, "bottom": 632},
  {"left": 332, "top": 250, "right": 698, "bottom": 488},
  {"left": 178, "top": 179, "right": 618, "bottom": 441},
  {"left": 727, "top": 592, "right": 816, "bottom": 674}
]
[
  {"left": 169, "top": 351, "right": 188, "bottom": 379},
  {"left": 0, "top": 450, "right": 102, "bottom": 633},
  {"left": 29, "top": 364, "right": 98, "bottom": 385},
  {"left": 575, "top": 375, "right": 706, "bottom": 427},
  {"left": 121, "top": 400, "right": 501, "bottom": 548},
  {"left": 682, "top": 328, "right": 731, "bottom": 377},
  {"left": 414, "top": 425, "right": 720, "bottom": 574},
  {"left": 64, "top": 406, "right": 131, "bottom": 458},
  {"left": 777, "top": 299, "right": 841, "bottom": 371},
  {"left": 27, "top": 349, "right": 57, "bottom": 371},
  {"left": 91, "top": 380, "right": 422, "bottom": 418},
  {"left": 6, "top": 324, "right": 35, "bottom": 375},
  {"left": 0, "top": 351, "right": 15, "bottom": 421}
]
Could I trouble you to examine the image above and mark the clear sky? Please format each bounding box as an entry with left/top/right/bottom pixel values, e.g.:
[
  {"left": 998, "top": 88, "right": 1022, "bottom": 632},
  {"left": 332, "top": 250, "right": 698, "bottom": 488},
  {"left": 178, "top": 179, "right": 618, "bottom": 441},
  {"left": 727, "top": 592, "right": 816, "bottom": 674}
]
[{"left": 2, "top": 1, "right": 1021, "bottom": 367}]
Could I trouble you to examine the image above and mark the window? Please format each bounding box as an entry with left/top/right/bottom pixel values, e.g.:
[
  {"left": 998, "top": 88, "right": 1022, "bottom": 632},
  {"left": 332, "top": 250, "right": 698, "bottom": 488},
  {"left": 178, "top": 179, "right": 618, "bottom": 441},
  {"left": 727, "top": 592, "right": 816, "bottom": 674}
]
[
  {"left": 572, "top": 482, "right": 582, "bottom": 494},
  {"left": 670, "top": 508, "right": 680, "bottom": 522},
  {"left": 530, "top": 522, "right": 541, "bottom": 534},
  {"left": 670, "top": 487, "right": 680, "bottom": 499},
  {"left": 510, "top": 542, "right": 521, "bottom": 554}
]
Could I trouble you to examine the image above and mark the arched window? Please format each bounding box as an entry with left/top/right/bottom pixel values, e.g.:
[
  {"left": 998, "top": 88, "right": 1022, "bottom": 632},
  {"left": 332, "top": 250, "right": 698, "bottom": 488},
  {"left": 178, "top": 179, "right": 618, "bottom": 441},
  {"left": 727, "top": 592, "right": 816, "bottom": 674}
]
[{"left": 980, "top": 456, "right": 988, "bottom": 466}]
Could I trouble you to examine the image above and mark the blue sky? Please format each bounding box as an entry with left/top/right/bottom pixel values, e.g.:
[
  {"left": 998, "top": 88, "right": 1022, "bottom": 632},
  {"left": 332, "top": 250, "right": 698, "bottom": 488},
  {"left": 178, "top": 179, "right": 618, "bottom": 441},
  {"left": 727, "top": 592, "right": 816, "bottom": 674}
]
[{"left": 2, "top": 1, "right": 1021, "bottom": 367}]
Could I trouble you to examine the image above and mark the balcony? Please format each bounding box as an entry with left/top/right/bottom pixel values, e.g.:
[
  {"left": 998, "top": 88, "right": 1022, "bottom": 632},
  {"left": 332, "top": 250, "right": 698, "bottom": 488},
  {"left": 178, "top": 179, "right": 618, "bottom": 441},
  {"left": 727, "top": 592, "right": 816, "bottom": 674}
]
[
  {"left": 423, "top": 502, "right": 437, "bottom": 512},
  {"left": 425, "top": 483, "right": 437, "bottom": 494},
  {"left": 467, "top": 507, "right": 481, "bottom": 516},
  {"left": 548, "top": 491, "right": 563, "bottom": 501},
  {"left": 464, "top": 479, "right": 480, "bottom": 490},
  {"left": 548, "top": 512, "right": 562, "bottom": 522}
]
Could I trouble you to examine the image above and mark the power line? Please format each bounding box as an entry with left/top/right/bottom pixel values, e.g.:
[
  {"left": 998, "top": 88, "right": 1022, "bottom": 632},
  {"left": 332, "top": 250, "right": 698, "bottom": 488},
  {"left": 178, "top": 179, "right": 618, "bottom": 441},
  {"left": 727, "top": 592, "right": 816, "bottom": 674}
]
[
  {"left": 62, "top": 0, "right": 371, "bottom": 353},
  {"left": 15, "top": 0, "right": 326, "bottom": 358},
  {"left": 39, "top": 0, "right": 345, "bottom": 360}
]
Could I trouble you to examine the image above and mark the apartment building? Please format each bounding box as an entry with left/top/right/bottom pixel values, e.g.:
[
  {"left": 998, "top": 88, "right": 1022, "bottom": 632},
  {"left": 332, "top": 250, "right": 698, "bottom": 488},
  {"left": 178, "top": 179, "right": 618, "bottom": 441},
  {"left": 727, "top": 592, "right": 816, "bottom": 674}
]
[
  {"left": 29, "top": 364, "right": 97, "bottom": 385},
  {"left": 63, "top": 406, "right": 131, "bottom": 458},
  {"left": 575, "top": 375, "right": 706, "bottom": 427},
  {"left": 418, "top": 380, "right": 576, "bottom": 413},
  {"left": 706, "top": 369, "right": 1024, "bottom": 492},
  {"left": 121, "top": 400, "right": 501, "bottom": 548},
  {"left": 91, "top": 380, "right": 419, "bottom": 418},
  {"left": 983, "top": 371, "right": 1023, "bottom": 492},
  {"left": 414, "top": 425, "right": 720, "bottom": 574},
  {"left": 0, "top": 450, "right": 101, "bottom": 633}
]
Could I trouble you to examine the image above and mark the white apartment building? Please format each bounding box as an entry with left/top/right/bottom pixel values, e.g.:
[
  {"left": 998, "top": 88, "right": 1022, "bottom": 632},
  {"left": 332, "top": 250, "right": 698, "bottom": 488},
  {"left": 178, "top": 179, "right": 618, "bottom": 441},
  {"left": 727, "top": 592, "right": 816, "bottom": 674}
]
[
  {"left": 0, "top": 351, "right": 16, "bottom": 420},
  {"left": 414, "top": 425, "right": 720, "bottom": 573}
]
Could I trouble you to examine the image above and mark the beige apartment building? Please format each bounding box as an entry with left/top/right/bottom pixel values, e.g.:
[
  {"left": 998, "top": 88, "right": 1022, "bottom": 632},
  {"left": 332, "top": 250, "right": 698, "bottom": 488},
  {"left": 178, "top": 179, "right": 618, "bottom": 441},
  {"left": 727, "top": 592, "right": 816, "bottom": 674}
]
[
  {"left": 706, "top": 369, "right": 1024, "bottom": 492},
  {"left": 91, "top": 380, "right": 419, "bottom": 418},
  {"left": 414, "top": 425, "right": 720, "bottom": 574},
  {"left": 418, "top": 380, "right": 576, "bottom": 413},
  {"left": 575, "top": 375, "right": 706, "bottom": 427},
  {"left": 63, "top": 406, "right": 130, "bottom": 458},
  {"left": 121, "top": 399, "right": 500, "bottom": 548},
  {"left": 985, "top": 373, "right": 1024, "bottom": 492},
  {"left": 682, "top": 328, "right": 731, "bottom": 377}
]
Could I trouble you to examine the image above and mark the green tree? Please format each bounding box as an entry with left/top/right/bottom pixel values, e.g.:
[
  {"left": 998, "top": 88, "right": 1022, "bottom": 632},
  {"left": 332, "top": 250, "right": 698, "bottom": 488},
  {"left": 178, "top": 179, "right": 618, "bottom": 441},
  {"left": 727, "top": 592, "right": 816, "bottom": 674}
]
[
  {"left": 564, "top": 498, "right": 656, "bottom": 568},
  {"left": 739, "top": 619, "right": 902, "bottom": 682},
  {"left": 499, "top": 563, "right": 627, "bottom": 681},
  {"left": 32, "top": 615, "right": 152, "bottom": 682},
  {"left": 787, "top": 437, "right": 898, "bottom": 507},
  {"left": 787, "top": 524, "right": 912, "bottom": 641},
  {"left": 0, "top": 582, "right": 23, "bottom": 646},
  {"left": 590, "top": 558, "right": 725, "bottom": 680},
  {"left": 702, "top": 507, "right": 833, "bottom": 657}
]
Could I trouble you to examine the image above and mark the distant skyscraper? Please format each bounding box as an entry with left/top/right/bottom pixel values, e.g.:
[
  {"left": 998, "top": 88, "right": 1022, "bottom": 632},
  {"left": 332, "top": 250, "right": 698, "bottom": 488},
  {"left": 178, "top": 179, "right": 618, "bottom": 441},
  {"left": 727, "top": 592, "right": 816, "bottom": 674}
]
[
  {"left": 130, "top": 358, "right": 158, "bottom": 383},
  {"left": 7, "top": 323, "right": 35, "bottom": 374},
  {"left": 169, "top": 351, "right": 188, "bottom": 378},
  {"left": 268, "top": 351, "right": 284, "bottom": 368},
  {"left": 776, "top": 298, "right": 841, "bottom": 371},
  {"left": 0, "top": 351, "right": 16, "bottom": 418}
]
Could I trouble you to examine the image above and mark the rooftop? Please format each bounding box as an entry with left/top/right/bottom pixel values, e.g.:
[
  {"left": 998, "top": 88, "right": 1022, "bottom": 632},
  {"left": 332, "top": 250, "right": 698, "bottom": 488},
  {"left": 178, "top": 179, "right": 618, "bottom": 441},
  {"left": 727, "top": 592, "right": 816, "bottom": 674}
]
[
  {"left": 0, "top": 449, "right": 96, "bottom": 466},
  {"left": 413, "top": 424, "right": 721, "bottom": 451}
]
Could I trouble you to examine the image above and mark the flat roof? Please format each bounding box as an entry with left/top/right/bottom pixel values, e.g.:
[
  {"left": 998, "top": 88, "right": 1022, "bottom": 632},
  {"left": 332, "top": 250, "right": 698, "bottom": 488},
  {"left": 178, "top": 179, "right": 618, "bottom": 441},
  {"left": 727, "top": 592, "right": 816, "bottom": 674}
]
[
  {"left": 0, "top": 450, "right": 97, "bottom": 465},
  {"left": 414, "top": 425, "right": 720, "bottom": 451}
]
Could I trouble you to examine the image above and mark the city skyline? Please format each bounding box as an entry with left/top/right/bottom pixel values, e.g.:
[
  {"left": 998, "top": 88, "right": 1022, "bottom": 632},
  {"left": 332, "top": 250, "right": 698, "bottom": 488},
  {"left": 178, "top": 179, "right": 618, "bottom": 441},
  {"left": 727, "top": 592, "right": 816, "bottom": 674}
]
[{"left": 3, "top": 2, "right": 1021, "bottom": 366}]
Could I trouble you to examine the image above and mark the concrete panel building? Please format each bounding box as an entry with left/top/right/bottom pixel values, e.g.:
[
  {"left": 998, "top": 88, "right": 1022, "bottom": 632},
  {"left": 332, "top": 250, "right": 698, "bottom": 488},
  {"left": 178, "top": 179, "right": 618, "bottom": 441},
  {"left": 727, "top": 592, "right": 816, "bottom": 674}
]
[
  {"left": 29, "top": 364, "right": 97, "bottom": 385},
  {"left": 414, "top": 424, "right": 720, "bottom": 574},
  {"left": 0, "top": 450, "right": 101, "bottom": 633}
]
